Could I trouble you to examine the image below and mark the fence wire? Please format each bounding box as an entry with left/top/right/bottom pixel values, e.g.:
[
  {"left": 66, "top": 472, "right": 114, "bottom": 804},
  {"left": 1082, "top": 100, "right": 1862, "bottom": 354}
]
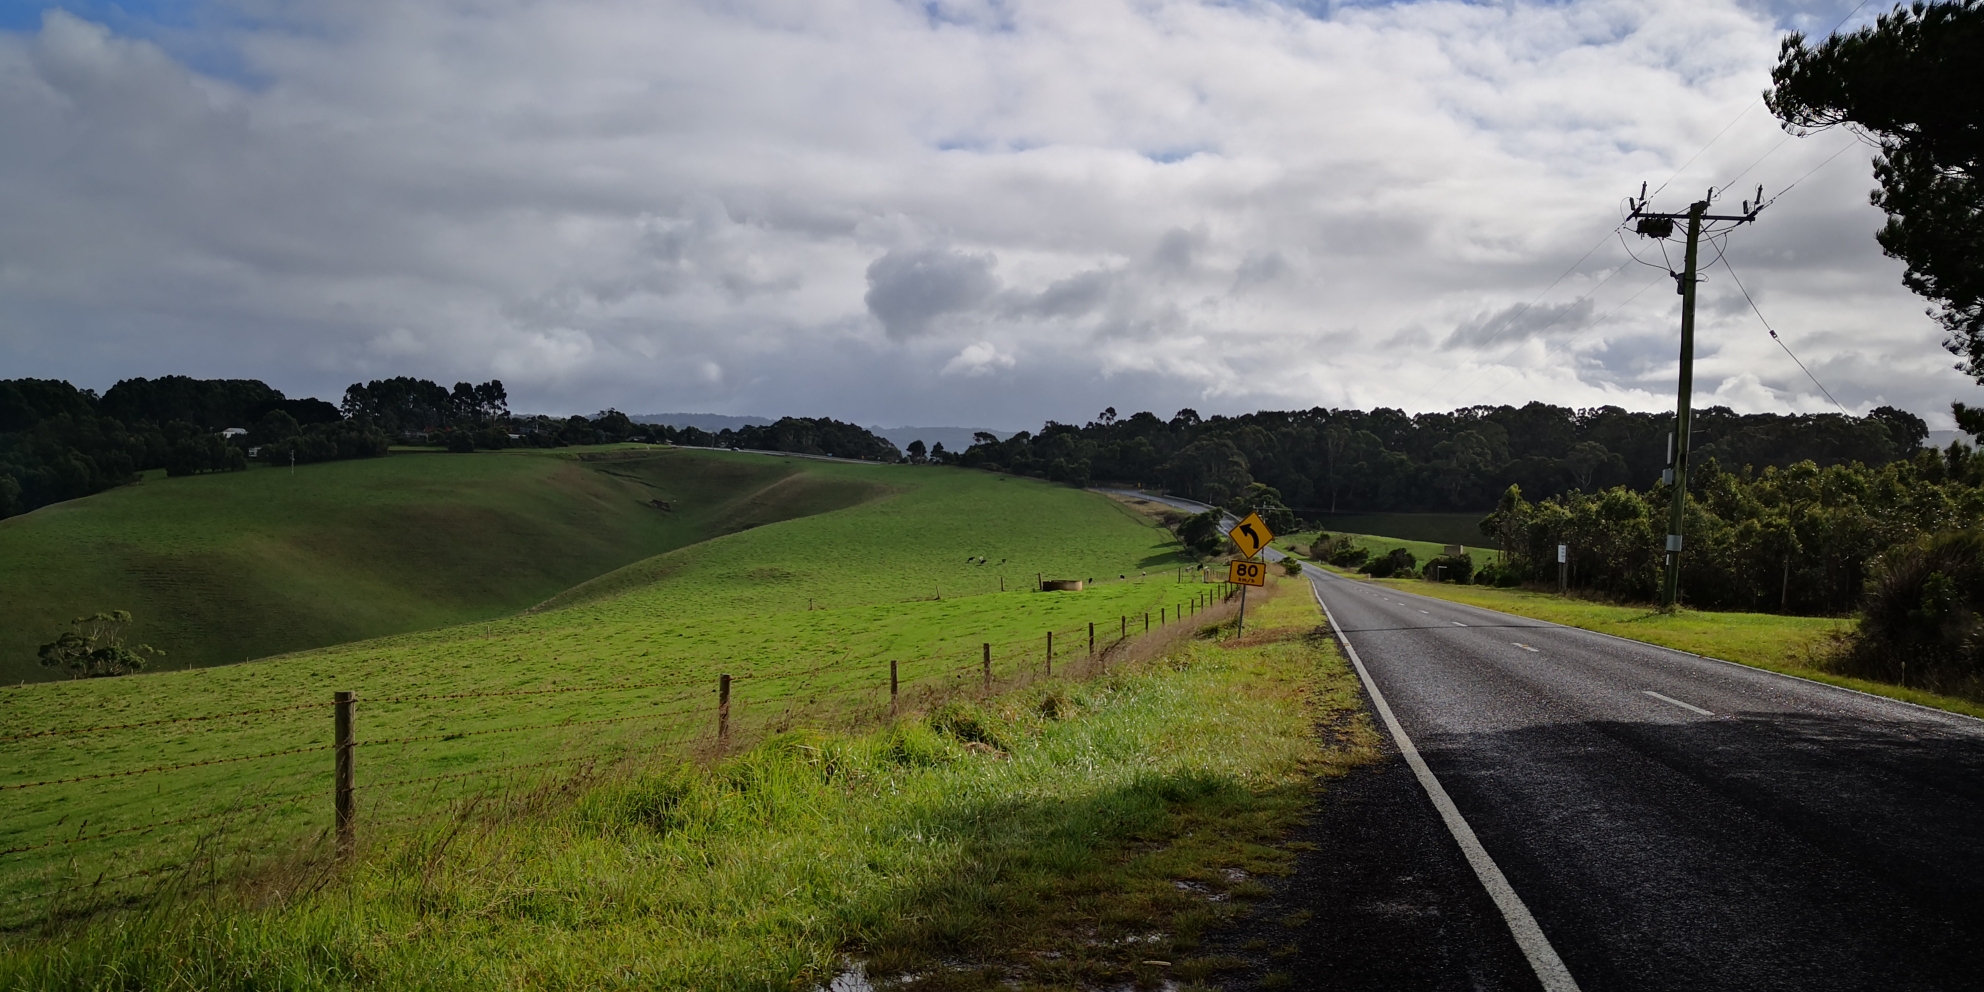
[{"left": 0, "top": 593, "right": 1217, "bottom": 925}]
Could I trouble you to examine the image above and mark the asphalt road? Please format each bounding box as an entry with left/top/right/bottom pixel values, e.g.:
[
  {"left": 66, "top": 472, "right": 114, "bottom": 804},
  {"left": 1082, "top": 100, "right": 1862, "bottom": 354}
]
[
  {"left": 1093, "top": 491, "right": 1984, "bottom": 989},
  {"left": 1303, "top": 564, "right": 1984, "bottom": 991}
]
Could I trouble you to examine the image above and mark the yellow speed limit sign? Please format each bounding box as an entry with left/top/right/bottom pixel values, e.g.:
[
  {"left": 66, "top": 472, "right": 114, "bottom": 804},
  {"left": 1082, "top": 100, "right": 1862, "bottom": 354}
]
[
  {"left": 1226, "top": 512, "right": 1274, "bottom": 558},
  {"left": 1228, "top": 559, "right": 1266, "bottom": 587}
]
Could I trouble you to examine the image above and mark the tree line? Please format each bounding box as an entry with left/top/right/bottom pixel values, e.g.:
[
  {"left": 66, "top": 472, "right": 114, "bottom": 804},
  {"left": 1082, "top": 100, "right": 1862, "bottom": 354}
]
[
  {"left": 0, "top": 376, "right": 384, "bottom": 519},
  {"left": 954, "top": 402, "right": 1929, "bottom": 513},
  {"left": 1, "top": 375, "right": 903, "bottom": 520}
]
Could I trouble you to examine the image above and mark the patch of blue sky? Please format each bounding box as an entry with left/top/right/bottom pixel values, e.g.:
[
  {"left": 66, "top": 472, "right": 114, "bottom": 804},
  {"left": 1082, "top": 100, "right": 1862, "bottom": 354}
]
[
  {"left": 1, "top": 0, "right": 200, "bottom": 35},
  {"left": 1144, "top": 148, "right": 1211, "bottom": 164},
  {"left": 917, "top": 0, "right": 1017, "bottom": 33},
  {"left": 1, "top": 0, "right": 275, "bottom": 87}
]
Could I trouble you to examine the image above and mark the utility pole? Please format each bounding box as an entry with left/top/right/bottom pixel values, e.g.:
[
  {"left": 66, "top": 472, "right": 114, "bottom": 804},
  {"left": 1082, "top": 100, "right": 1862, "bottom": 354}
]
[{"left": 1628, "top": 183, "right": 1763, "bottom": 609}]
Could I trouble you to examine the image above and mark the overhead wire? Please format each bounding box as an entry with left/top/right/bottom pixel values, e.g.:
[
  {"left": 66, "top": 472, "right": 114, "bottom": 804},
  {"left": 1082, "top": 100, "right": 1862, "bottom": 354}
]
[
  {"left": 1428, "top": 0, "right": 1872, "bottom": 410},
  {"left": 1717, "top": 251, "right": 1848, "bottom": 412}
]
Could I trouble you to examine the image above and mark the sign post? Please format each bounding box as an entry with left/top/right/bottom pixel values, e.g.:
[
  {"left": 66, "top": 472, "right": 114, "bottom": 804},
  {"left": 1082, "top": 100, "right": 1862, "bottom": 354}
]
[
  {"left": 1557, "top": 543, "right": 1568, "bottom": 593},
  {"left": 1225, "top": 513, "right": 1276, "bottom": 638}
]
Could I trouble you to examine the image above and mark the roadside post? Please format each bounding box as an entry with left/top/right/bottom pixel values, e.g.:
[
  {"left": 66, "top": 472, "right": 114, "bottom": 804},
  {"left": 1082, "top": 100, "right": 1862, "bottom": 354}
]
[
  {"left": 1225, "top": 512, "right": 1274, "bottom": 638},
  {"left": 1558, "top": 544, "right": 1568, "bottom": 593}
]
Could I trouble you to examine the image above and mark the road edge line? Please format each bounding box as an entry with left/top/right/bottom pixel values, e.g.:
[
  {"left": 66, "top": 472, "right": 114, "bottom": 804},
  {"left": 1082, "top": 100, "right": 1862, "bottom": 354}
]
[{"left": 1308, "top": 576, "right": 1582, "bottom": 992}]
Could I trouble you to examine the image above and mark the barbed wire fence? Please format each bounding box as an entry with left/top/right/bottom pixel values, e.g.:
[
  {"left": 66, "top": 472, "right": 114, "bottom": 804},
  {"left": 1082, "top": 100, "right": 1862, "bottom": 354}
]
[{"left": 0, "top": 579, "right": 1244, "bottom": 928}]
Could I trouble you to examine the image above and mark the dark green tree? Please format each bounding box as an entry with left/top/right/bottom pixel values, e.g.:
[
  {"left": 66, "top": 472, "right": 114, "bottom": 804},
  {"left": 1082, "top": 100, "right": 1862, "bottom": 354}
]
[
  {"left": 1767, "top": 1, "right": 1984, "bottom": 377},
  {"left": 38, "top": 610, "right": 161, "bottom": 678}
]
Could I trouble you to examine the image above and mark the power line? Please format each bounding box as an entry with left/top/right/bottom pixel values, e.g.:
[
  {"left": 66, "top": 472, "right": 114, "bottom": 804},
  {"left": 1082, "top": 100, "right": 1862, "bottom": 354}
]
[
  {"left": 1648, "top": 99, "right": 1759, "bottom": 202},
  {"left": 1758, "top": 136, "right": 1863, "bottom": 209},
  {"left": 1717, "top": 251, "right": 1848, "bottom": 413}
]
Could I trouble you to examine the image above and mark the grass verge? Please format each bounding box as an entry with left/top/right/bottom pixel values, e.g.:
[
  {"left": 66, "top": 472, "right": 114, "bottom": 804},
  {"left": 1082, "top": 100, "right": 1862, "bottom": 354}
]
[
  {"left": 0, "top": 575, "right": 1377, "bottom": 990},
  {"left": 1279, "top": 531, "right": 1494, "bottom": 571},
  {"left": 1325, "top": 567, "right": 1984, "bottom": 721}
]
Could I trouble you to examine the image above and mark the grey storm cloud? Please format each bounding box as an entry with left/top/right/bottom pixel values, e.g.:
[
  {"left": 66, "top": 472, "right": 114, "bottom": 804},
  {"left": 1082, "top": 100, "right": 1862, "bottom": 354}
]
[
  {"left": 1446, "top": 298, "right": 1599, "bottom": 350},
  {"left": 0, "top": 0, "right": 1967, "bottom": 430},
  {"left": 863, "top": 248, "right": 1001, "bottom": 340}
]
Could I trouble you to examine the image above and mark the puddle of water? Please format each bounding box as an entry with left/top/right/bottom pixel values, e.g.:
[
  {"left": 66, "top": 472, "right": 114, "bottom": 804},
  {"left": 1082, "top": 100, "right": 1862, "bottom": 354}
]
[{"left": 821, "top": 961, "right": 874, "bottom": 992}]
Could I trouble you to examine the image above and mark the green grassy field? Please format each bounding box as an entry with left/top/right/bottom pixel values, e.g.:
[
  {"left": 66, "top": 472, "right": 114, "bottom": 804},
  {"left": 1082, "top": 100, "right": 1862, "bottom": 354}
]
[
  {"left": 1, "top": 575, "right": 1370, "bottom": 991},
  {"left": 0, "top": 447, "right": 881, "bottom": 682},
  {"left": 0, "top": 457, "right": 1233, "bottom": 924}
]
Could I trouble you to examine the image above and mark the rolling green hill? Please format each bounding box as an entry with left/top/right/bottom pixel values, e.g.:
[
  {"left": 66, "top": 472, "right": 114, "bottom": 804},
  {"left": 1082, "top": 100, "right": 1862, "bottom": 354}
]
[
  {"left": 0, "top": 447, "right": 881, "bottom": 683},
  {"left": 0, "top": 458, "right": 1202, "bottom": 922}
]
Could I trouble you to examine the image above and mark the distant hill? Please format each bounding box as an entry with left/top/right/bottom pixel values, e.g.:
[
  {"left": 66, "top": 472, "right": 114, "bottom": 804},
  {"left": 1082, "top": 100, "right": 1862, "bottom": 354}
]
[
  {"left": 631, "top": 412, "right": 774, "bottom": 432},
  {"left": 868, "top": 426, "right": 1014, "bottom": 454},
  {"left": 0, "top": 448, "right": 881, "bottom": 682}
]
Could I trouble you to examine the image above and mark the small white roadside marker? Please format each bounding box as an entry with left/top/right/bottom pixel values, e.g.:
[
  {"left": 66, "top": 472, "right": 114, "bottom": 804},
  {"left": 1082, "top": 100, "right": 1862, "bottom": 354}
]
[
  {"left": 1643, "top": 690, "right": 1713, "bottom": 716},
  {"left": 1512, "top": 643, "right": 1538, "bottom": 652}
]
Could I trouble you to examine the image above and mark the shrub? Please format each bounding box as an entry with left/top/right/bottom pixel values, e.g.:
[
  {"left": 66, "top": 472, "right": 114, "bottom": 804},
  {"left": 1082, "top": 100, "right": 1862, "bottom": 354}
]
[
  {"left": 1359, "top": 547, "right": 1417, "bottom": 579},
  {"left": 1837, "top": 530, "right": 1984, "bottom": 693},
  {"left": 1424, "top": 554, "right": 1473, "bottom": 584},
  {"left": 1328, "top": 545, "right": 1370, "bottom": 568},
  {"left": 1175, "top": 510, "right": 1226, "bottom": 557}
]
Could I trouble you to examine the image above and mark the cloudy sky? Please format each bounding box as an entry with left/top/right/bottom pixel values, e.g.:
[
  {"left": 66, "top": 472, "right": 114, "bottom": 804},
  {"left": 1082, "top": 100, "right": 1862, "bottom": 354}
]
[{"left": 0, "top": 0, "right": 1969, "bottom": 430}]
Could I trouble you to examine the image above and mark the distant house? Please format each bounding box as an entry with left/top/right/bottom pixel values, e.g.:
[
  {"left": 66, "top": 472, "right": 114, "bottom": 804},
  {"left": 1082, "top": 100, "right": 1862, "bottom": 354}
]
[{"left": 220, "top": 427, "right": 248, "bottom": 439}]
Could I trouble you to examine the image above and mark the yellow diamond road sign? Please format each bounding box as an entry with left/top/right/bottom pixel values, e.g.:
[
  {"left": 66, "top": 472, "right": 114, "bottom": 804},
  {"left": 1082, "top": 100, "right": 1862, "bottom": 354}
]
[{"left": 1227, "top": 512, "right": 1273, "bottom": 559}]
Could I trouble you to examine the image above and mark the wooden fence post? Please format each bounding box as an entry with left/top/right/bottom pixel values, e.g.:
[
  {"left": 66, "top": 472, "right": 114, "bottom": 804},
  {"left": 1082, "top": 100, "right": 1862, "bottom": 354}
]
[
  {"left": 1089, "top": 622, "right": 1095, "bottom": 656},
  {"left": 1144, "top": 612, "right": 1149, "bottom": 631},
  {"left": 983, "top": 642, "right": 991, "bottom": 688},
  {"left": 889, "top": 660, "right": 898, "bottom": 713},
  {"left": 334, "top": 690, "right": 354, "bottom": 858},
  {"left": 1045, "top": 631, "right": 1053, "bottom": 676},
  {"left": 1120, "top": 615, "right": 1126, "bottom": 638},
  {"left": 718, "top": 674, "right": 732, "bottom": 744}
]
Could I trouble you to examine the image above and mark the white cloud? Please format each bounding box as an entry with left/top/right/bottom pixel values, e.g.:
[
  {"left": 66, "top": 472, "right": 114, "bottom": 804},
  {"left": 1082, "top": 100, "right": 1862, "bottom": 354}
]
[
  {"left": 0, "top": 0, "right": 1965, "bottom": 428},
  {"left": 942, "top": 340, "right": 1016, "bottom": 377}
]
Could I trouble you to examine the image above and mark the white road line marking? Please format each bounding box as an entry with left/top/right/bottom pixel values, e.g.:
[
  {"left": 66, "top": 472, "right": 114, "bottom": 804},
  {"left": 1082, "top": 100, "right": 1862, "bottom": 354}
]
[
  {"left": 1450, "top": 621, "right": 1468, "bottom": 627},
  {"left": 1513, "top": 643, "right": 1538, "bottom": 652},
  {"left": 1418, "top": 609, "right": 1430, "bottom": 614},
  {"left": 1643, "top": 690, "right": 1713, "bottom": 716},
  {"left": 1310, "top": 580, "right": 1581, "bottom": 992}
]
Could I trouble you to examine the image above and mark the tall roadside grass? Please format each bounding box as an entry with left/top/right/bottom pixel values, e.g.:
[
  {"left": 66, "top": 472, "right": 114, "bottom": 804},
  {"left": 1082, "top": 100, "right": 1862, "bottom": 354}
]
[{"left": 0, "top": 577, "right": 1376, "bottom": 990}]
